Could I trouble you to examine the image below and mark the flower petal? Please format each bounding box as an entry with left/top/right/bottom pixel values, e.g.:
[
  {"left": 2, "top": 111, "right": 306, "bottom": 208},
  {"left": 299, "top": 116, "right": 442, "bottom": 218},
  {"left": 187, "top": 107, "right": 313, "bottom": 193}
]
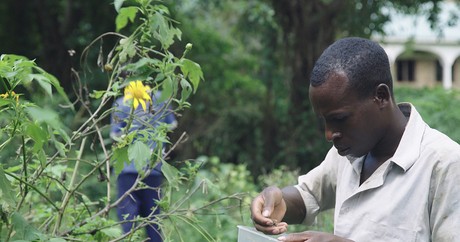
[
  {"left": 142, "top": 92, "right": 152, "bottom": 101},
  {"left": 123, "top": 93, "right": 133, "bottom": 102},
  {"left": 139, "top": 99, "right": 147, "bottom": 112}
]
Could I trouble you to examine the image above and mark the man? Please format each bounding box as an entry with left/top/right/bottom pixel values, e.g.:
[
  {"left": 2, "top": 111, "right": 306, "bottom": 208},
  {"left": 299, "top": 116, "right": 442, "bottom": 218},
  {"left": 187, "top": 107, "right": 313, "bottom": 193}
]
[
  {"left": 111, "top": 88, "right": 176, "bottom": 241},
  {"left": 251, "top": 37, "right": 460, "bottom": 241}
]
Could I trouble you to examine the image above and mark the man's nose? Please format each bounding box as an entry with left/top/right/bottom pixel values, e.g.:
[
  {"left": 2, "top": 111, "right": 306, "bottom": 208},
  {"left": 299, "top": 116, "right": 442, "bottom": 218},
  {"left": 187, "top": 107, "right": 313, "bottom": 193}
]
[{"left": 325, "top": 127, "right": 341, "bottom": 142}]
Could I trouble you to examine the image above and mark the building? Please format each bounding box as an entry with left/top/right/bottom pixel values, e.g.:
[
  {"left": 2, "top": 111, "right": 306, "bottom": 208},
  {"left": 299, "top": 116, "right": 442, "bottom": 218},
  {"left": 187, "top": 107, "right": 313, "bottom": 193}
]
[{"left": 373, "top": 1, "right": 460, "bottom": 89}]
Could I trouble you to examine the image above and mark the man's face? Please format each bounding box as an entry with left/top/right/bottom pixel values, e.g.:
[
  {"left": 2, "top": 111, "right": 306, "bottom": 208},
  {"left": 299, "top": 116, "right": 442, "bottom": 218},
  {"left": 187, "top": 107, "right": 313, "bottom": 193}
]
[{"left": 309, "top": 72, "right": 383, "bottom": 158}]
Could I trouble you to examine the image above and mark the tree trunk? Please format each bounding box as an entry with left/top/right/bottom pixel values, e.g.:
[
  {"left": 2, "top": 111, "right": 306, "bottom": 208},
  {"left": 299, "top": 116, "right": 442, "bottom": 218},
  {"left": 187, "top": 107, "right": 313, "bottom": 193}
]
[
  {"left": 33, "top": 0, "right": 73, "bottom": 92},
  {"left": 270, "top": 0, "right": 344, "bottom": 166}
]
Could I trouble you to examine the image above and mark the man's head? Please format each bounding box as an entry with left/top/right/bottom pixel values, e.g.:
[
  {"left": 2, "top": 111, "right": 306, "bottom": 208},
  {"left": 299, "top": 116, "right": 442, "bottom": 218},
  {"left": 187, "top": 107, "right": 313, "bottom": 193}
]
[
  {"left": 309, "top": 37, "right": 396, "bottom": 158},
  {"left": 310, "top": 37, "right": 393, "bottom": 99}
]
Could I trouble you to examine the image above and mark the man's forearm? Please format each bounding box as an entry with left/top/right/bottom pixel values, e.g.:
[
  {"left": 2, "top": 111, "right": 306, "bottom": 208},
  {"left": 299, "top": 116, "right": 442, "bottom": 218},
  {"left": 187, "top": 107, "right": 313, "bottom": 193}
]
[{"left": 281, "top": 186, "right": 306, "bottom": 224}]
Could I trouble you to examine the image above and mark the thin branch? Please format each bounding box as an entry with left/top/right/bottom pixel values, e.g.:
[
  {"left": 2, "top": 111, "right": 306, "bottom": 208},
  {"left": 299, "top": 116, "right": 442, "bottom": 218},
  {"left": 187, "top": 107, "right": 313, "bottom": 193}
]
[
  {"left": 4, "top": 171, "right": 59, "bottom": 211},
  {"left": 53, "top": 137, "right": 87, "bottom": 234}
]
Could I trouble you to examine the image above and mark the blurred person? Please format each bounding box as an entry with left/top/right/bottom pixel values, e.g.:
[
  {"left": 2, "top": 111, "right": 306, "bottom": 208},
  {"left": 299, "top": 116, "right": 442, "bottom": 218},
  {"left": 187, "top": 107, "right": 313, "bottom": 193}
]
[
  {"left": 251, "top": 37, "right": 460, "bottom": 241},
  {"left": 111, "top": 81, "right": 176, "bottom": 241}
]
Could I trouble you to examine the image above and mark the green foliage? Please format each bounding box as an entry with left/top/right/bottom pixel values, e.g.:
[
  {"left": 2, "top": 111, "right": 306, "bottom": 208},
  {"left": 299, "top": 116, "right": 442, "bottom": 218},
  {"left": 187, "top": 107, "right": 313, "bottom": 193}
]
[
  {"left": 161, "top": 157, "right": 257, "bottom": 241},
  {"left": 168, "top": 0, "right": 329, "bottom": 176},
  {"left": 159, "top": 157, "right": 334, "bottom": 241},
  {"left": 1, "top": 0, "right": 459, "bottom": 241},
  {"left": 116, "top": 6, "right": 139, "bottom": 31},
  {"left": 167, "top": 0, "right": 452, "bottom": 179},
  {"left": 0, "top": 54, "right": 72, "bottom": 240},
  {"left": 0, "top": 165, "right": 15, "bottom": 212},
  {"left": 0, "top": 0, "right": 208, "bottom": 241},
  {"left": 395, "top": 86, "right": 460, "bottom": 143}
]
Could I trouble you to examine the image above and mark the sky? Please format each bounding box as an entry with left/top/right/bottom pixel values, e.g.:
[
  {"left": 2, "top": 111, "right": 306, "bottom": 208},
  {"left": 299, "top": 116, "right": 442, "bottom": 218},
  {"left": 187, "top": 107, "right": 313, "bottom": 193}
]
[{"left": 378, "top": 1, "right": 460, "bottom": 43}]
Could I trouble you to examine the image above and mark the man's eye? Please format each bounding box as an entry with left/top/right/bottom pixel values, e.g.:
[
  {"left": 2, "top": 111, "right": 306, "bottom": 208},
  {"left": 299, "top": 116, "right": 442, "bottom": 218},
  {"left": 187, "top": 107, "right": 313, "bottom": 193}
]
[{"left": 333, "top": 116, "right": 346, "bottom": 122}]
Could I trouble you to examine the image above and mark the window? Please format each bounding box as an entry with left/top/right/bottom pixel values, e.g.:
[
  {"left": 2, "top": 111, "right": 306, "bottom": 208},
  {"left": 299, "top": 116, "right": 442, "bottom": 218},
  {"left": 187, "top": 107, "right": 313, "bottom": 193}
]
[
  {"left": 396, "top": 60, "right": 415, "bottom": 82},
  {"left": 436, "top": 60, "right": 442, "bottom": 82}
]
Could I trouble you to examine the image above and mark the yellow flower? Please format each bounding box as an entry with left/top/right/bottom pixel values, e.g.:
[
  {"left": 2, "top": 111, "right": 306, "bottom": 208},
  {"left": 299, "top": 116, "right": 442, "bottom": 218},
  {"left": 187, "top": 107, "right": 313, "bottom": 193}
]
[
  {"left": 0, "top": 91, "right": 19, "bottom": 102},
  {"left": 123, "top": 81, "right": 152, "bottom": 112}
]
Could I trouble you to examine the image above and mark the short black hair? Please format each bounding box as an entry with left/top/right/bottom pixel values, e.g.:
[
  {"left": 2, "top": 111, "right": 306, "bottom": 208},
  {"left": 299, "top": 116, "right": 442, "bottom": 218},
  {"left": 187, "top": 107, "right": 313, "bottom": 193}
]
[{"left": 310, "top": 37, "right": 393, "bottom": 99}]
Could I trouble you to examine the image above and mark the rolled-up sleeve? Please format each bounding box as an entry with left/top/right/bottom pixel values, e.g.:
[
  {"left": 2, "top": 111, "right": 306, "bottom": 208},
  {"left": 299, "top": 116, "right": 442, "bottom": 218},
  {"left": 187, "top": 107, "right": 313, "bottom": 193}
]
[{"left": 295, "top": 147, "right": 338, "bottom": 224}]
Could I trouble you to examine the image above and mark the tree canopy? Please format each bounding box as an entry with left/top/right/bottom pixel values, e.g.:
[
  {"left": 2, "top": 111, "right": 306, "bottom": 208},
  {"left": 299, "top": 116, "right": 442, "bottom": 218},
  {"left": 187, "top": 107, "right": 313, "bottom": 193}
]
[{"left": 0, "top": 0, "right": 452, "bottom": 175}]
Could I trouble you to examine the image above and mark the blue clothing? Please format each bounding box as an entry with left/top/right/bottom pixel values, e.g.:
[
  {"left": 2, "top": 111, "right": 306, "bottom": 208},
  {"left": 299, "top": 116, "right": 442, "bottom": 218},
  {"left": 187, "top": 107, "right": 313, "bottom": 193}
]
[
  {"left": 110, "top": 92, "right": 176, "bottom": 174},
  {"left": 117, "top": 173, "right": 162, "bottom": 241},
  {"left": 110, "top": 91, "right": 175, "bottom": 241}
]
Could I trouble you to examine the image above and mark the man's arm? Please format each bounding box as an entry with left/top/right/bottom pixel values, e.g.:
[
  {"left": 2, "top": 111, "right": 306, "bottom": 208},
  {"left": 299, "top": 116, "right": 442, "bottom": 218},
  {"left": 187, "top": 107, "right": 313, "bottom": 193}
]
[{"left": 281, "top": 186, "right": 306, "bottom": 224}]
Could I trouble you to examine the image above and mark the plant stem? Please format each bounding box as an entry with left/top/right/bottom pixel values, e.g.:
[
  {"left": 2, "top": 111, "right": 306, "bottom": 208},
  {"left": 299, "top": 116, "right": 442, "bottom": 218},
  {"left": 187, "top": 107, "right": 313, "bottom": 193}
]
[
  {"left": 21, "top": 135, "right": 28, "bottom": 198},
  {"left": 4, "top": 171, "right": 59, "bottom": 211},
  {"left": 53, "top": 137, "right": 87, "bottom": 235}
]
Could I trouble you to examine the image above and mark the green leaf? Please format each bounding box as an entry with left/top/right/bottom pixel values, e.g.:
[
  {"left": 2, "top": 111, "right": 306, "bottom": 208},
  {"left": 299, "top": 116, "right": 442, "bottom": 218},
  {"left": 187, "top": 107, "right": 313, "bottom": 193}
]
[
  {"left": 0, "top": 165, "right": 16, "bottom": 211},
  {"left": 37, "top": 149, "right": 47, "bottom": 167},
  {"left": 117, "top": 37, "right": 137, "bottom": 63},
  {"left": 101, "top": 227, "right": 122, "bottom": 238},
  {"left": 161, "top": 160, "right": 181, "bottom": 190},
  {"left": 114, "top": 0, "right": 125, "bottom": 12},
  {"left": 55, "top": 127, "right": 71, "bottom": 144},
  {"left": 26, "top": 106, "right": 62, "bottom": 128},
  {"left": 90, "top": 90, "right": 106, "bottom": 99},
  {"left": 28, "top": 73, "right": 52, "bottom": 97},
  {"left": 180, "top": 77, "right": 192, "bottom": 101},
  {"left": 155, "top": 197, "right": 170, "bottom": 212},
  {"left": 180, "top": 59, "right": 203, "bottom": 93},
  {"left": 111, "top": 146, "right": 128, "bottom": 175},
  {"left": 24, "top": 122, "right": 48, "bottom": 152},
  {"left": 151, "top": 12, "right": 182, "bottom": 49},
  {"left": 128, "top": 141, "right": 151, "bottom": 173},
  {"left": 49, "top": 238, "right": 68, "bottom": 242},
  {"left": 54, "top": 141, "right": 67, "bottom": 157},
  {"left": 124, "top": 58, "right": 161, "bottom": 80},
  {"left": 126, "top": 57, "right": 161, "bottom": 70},
  {"left": 116, "top": 7, "right": 139, "bottom": 31},
  {"left": 29, "top": 67, "right": 73, "bottom": 110},
  {"left": 153, "top": 4, "right": 170, "bottom": 15},
  {"left": 0, "top": 97, "right": 13, "bottom": 108},
  {"left": 47, "top": 164, "right": 67, "bottom": 179},
  {"left": 10, "top": 212, "right": 41, "bottom": 241},
  {"left": 154, "top": 73, "right": 165, "bottom": 82},
  {"left": 159, "top": 77, "right": 173, "bottom": 103},
  {"left": 0, "top": 54, "right": 34, "bottom": 88}
]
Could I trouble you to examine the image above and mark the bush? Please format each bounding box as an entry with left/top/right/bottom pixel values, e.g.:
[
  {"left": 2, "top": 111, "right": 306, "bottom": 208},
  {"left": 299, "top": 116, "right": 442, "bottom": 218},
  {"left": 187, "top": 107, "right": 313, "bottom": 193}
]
[
  {"left": 0, "top": 0, "right": 205, "bottom": 241},
  {"left": 395, "top": 86, "right": 460, "bottom": 142}
]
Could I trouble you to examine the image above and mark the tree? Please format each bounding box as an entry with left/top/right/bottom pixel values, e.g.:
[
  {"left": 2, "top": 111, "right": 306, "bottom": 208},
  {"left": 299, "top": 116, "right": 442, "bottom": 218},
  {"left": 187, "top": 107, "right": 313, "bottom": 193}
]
[
  {"left": 0, "top": 0, "right": 116, "bottom": 93},
  {"left": 168, "top": 0, "right": 452, "bottom": 175},
  {"left": 268, "top": 0, "right": 447, "bottom": 167},
  {"left": 0, "top": 1, "right": 210, "bottom": 240}
]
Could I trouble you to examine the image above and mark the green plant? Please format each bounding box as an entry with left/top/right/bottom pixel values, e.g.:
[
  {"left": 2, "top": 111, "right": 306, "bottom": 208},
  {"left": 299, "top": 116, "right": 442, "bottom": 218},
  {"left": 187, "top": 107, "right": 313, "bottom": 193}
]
[
  {"left": 0, "top": 0, "right": 209, "bottom": 240},
  {"left": 159, "top": 156, "right": 255, "bottom": 242},
  {"left": 395, "top": 86, "right": 460, "bottom": 143}
]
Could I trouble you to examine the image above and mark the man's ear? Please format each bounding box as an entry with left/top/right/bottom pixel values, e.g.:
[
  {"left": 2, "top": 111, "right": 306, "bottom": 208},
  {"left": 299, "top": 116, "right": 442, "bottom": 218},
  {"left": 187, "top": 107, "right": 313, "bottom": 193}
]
[{"left": 373, "top": 84, "right": 391, "bottom": 108}]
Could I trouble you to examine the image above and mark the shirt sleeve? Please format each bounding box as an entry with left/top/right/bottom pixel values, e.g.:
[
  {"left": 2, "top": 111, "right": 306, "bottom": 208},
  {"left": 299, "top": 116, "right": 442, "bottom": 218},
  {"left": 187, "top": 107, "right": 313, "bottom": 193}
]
[
  {"left": 430, "top": 154, "right": 460, "bottom": 241},
  {"left": 165, "top": 111, "right": 177, "bottom": 129},
  {"left": 295, "top": 147, "right": 338, "bottom": 225},
  {"left": 110, "top": 98, "right": 129, "bottom": 139}
]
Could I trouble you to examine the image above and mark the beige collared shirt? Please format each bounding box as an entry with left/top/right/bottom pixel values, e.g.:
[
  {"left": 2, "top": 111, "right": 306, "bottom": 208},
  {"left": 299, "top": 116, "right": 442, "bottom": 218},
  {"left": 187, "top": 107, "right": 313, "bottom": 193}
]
[{"left": 295, "top": 103, "right": 460, "bottom": 241}]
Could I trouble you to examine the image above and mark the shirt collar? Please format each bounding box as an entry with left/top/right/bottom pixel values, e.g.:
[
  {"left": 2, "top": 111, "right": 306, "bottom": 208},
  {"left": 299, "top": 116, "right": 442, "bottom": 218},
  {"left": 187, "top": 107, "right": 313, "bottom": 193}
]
[{"left": 391, "top": 103, "right": 427, "bottom": 172}]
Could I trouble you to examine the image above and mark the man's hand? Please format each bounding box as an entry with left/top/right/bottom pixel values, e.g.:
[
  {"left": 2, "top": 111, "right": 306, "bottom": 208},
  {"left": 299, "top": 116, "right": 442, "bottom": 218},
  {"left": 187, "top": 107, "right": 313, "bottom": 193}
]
[
  {"left": 250, "top": 186, "right": 288, "bottom": 235},
  {"left": 277, "top": 231, "right": 354, "bottom": 242}
]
